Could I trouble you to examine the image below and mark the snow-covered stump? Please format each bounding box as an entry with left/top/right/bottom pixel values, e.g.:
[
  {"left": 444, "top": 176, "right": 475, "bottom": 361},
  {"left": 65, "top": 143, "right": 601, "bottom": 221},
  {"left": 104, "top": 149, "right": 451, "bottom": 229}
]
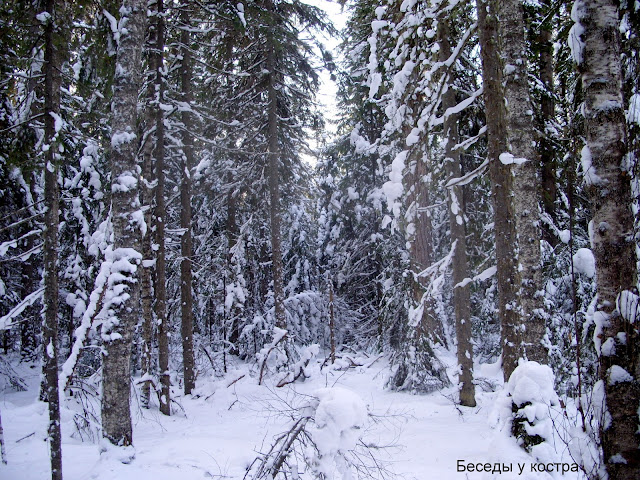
[{"left": 492, "top": 362, "right": 560, "bottom": 454}]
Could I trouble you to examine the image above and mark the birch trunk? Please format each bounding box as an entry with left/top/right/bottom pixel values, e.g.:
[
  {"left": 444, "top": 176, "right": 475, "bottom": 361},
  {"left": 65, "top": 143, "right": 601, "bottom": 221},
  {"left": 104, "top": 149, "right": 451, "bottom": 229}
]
[
  {"left": 499, "top": 0, "right": 546, "bottom": 365},
  {"left": 42, "top": 0, "right": 63, "bottom": 476},
  {"left": 575, "top": 0, "right": 639, "bottom": 476},
  {"left": 101, "top": 0, "right": 146, "bottom": 449},
  {"left": 477, "top": 0, "right": 522, "bottom": 381}
]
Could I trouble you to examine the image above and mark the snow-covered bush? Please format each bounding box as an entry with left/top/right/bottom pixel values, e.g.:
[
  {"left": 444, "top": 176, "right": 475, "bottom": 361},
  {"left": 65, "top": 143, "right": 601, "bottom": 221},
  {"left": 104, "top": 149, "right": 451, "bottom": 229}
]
[
  {"left": 245, "top": 386, "right": 390, "bottom": 480},
  {"left": 306, "top": 388, "right": 368, "bottom": 480},
  {"left": 492, "top": 361, "right": 560, "bottom": 453}
]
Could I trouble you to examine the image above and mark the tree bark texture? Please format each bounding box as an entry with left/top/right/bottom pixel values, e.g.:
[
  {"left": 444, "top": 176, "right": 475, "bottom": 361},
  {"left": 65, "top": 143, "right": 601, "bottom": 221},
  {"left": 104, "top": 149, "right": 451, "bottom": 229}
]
[
  {"left": 406, "top": 154, "right": 445, "bottom": 345},
  {"left": 179, "top": 12, "right": 195, "bottom": 395},
  {"left": 477, "top": 0, "right": 522, "bottom": 381},
  {"left": 101, "top": 0, "right": 146, "bottom": 448},
  {"left": 576, "top": 0, "right": 639, "bottom": 476},
  {"left": 42, "top": 0, "right": 63, "bottom": 476},
  {"left": 139, "top": 58, "right": 156, "bottom": 411},
  {"left": 226, "top": 191, "right": 241, "bottom": 354},
  {"left": 499, "top": 0, "right": 546, "bottom": 365},
  {"left": 0, "top": 404, "right": 6, "bottom": 465},
  {"left": 537, "top": 6, "right": 557, "bottom": 246},
  {"left": 265, "top": 5, "right": 286, "bottom": 331},
  {"left": 439, "top": 20, "right": 476, "bottom": 408},
  {"left": 153, "top": 0, "right": 170, "bottom": 416}
]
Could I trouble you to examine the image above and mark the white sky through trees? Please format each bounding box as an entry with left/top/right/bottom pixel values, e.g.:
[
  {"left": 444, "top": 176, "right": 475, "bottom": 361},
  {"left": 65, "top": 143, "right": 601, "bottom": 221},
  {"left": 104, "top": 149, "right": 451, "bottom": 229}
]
[{"left": 302, "top": 0, "right": 348, "bottom": 164}]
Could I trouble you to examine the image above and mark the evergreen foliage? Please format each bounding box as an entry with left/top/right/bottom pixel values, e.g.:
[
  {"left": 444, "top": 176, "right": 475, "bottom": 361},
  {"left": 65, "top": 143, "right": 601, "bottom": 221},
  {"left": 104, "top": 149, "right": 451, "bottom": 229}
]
[{"left": 0, "top": 0, "right": 637, "bottom": 478}]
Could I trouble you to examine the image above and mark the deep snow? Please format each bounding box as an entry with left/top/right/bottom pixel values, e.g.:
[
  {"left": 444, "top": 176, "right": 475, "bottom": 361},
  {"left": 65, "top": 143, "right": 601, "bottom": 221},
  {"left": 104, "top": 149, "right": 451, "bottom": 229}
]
[{"left": 0, "top": 351, "right": 585, "bottom": 479}]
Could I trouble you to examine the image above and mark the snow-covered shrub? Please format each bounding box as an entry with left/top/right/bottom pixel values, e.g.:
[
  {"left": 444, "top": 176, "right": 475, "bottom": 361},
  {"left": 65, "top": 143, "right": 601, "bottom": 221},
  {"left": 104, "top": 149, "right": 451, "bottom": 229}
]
[
  {"left": 257, "top": 327, "right": 293, "bottom": 384},
  {"left": 492, "top": 361, "right": 560, "bottom": 453},
  {"left": 245, "top": 386, "right": 390, "bottom": 480},
  {"left": 542, "top": 238, "right": 598, "bottom": 397},
  {"left": 386, "top": 334, "right": 451, "bottom": 394},
  {"left": 306, "top": 388, "right": 368, "bottom": 480}
]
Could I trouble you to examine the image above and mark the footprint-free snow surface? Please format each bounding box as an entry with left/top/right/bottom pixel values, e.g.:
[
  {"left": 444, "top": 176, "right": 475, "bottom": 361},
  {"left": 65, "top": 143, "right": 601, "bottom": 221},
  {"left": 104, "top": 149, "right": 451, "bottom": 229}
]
[{"left": 0, "top": 352, "right": 584, "bottom": 479}]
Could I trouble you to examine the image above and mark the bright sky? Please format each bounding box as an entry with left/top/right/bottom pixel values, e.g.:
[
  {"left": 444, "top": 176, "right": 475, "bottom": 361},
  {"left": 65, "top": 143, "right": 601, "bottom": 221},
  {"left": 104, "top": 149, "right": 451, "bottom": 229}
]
[
  {"left": 308, "top": 0, "right": 348, "bottom": 114},
  {"left": 303, "top": 0, "right": 349, "bottom": 162}
]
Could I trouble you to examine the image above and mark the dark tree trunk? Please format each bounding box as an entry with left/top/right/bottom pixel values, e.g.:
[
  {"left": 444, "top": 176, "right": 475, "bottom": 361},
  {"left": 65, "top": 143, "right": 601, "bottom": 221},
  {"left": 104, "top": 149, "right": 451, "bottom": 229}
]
[
  {"left": 41, "top": 1, "right": 63, "bottom": 477},
  {"left": 537, "top": 7, "right": 557, "bottom": 246},
  {"left": 179, "top": 10, "right": 195, "bottom": 395},
  {"left": 477, "top": 0, "right": 522, "bottom": 381},
  {"left": 407, "top": 154, "right": 445, "bottom": 346},
  {"left": 265, "top": 2, "right": 285, "bottom": 331},
  {"left": 226, "top": 191, "right": 241, "bottom": 353},
  {"left": 139, "top": 67, "right": 155, "bottom": 411},
  {"left": 439, "top": 19, "right": 476, "bottom": 408},
  {"left": 153, "top": 0, "right": 170, "bottom": 416}
]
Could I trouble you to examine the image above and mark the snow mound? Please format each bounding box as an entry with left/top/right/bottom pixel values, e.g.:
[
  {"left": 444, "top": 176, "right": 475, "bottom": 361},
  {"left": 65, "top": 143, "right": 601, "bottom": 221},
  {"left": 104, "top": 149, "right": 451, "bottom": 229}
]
[
  {"left": 308, "top": 387, "right": 368, "bottom": 479},
  {"left": 508, "top": 362, "right": 559, "bottom": 410},
  {"left": 491, "top": 361, "right": 560, "bottom": 455},
  {"left": 99, "top": 439, "right": 135, "bottom": 464},
  {"left": 572, "top": 248, "right": 595, "bottom": 278}
]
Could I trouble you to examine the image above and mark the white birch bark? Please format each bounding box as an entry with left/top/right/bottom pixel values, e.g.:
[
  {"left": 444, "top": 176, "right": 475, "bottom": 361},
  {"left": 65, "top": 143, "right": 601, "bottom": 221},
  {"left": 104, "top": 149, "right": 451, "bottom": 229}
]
[{"left": 573, "top": 0, "right": 639, "bottom": 476}]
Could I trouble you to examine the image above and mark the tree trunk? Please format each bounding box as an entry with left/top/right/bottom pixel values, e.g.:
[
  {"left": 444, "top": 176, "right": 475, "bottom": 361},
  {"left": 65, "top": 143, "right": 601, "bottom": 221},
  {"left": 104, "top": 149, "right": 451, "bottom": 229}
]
[
  {"left": 226, "top": 191, "right": 241, "bottom": 354},
  {"left": 477, "top": 0, "right": 522, "bottom": 381},
  {"left": 101, "top": 0, "right": 146, "bottom": 449},
  {"left": 153, "top": 0, "right": 170, "bottom": 416},
  {"left": 576, "top": 0, "right": 639, "bottom": 476},
  {"left": 179, "top": 11, "right": 195, "bottom": 395},
  {"left": 265, "top": 3, "right": 285, "bottom": 331},
  {"left": 407, "top": 154, "right": 445, "bottom": 345},
  {"left": 329, "top": 279, "right": 335, "bottom": 364},
  {"left": 0, "top": 404, "right": 6, "bottom": 465},
  {"left": 499, "top": 0, "right": 546, "bottom": 366},
  {"left": 537, "top": 6, "right": 557, "bottom": 246},
  {"left": 439, "top": 20, "right": 476, "bottom": 408},
  {"left": 139, "top": 55, "right": 156, "bottom": 411},
  {"left": 41, "top": 1, "right": 63, "bottom": 476}
]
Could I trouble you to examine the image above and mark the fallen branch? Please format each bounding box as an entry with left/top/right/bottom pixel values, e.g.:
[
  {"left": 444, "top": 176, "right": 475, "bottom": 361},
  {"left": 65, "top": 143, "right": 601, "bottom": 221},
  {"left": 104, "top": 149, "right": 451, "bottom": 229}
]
[
  {"left": 15, "top": 432, "right": 35, "bottom": 443},
  {"left": 276, "top": 361, "right": 309, "bottom": 388},
  {"left": 200, "top": 345, "right": 216, "bottom": 370},
  {"left": 227, "top": 374, "right": 245, "bottom": 388}
]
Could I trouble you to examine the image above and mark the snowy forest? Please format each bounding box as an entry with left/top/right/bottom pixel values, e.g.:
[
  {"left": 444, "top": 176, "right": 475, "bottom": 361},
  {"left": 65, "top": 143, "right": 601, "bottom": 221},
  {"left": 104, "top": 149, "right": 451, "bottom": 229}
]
[{"left": 0, "top": 0, "right": 638, "bottom": 478}]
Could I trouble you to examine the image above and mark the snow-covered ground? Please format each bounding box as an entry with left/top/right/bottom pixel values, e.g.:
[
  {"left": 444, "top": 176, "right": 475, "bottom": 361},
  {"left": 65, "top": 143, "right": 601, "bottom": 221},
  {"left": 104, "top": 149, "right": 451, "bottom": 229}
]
[{"left": 0, "top": 352, "right": 584, "bottom": 479}]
